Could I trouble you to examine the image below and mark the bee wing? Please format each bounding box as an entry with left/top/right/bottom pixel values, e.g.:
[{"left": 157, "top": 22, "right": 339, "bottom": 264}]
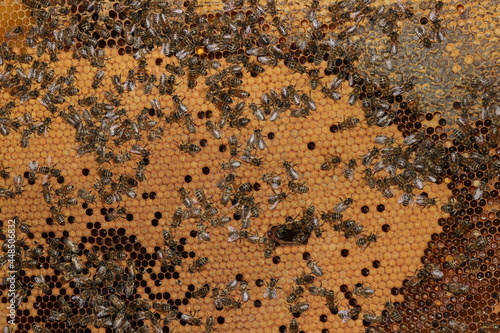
[{"left": 338, "top": 309, "right": 351, "bottom": 324}]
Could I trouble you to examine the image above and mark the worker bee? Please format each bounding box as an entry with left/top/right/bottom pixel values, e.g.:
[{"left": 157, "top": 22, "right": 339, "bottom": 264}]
[
  {"left": 264, "top": 276, "right": 280, "bottom": 299},
  {"left": 334, "top": 198, "right": 353, "bottom": 213},
  {"left": 375, "top": 135, "right": 395, "bottom": 145},
  {"left": 363, "top": 312, "right": 385, "bottom": 324},
  {"left": 338, "top": 306, "right": 361, "bottom": 323},
  {"left": 179, "top": 140, "right": 201, "bottom": 155},
  {"left": 319, "top": 154, "right": 342, "bottom": 171},
  {"left": 111, "top": 75, "right": 124, "bottom": 94},
  {"left": 338, "top": 117, "right": 360, "bottom": 131},
  {"left": 294, "top": 274, "right": 315, "bottom": 285},
  {"left": 466, "top": 236, "right": 488, "bottom": 252},
  {"left": 385, "top": 301, "right": 402, "bottom": 322},
  {"left": 325, "top": 294, "right": 338, "bottom": 314},
  {"left": 447, "top": 282, "right": 470, "bottom": 295},
  {"left": 415, "top": 194, "right": 437, "bottom": 207},
  {"left": 343, "top": 159, "right": 357, "bottom": 180},
  {"left": 354, "top": 284, "right": 375, "bottom": 298},
  {"left": 307, "top": 260, "right": 323, "bottom": 277},
  {"left": 283, "top": 160, "right": 299, "bottom": 180},
  {"left": 181, "top": 311, "right": 202, "bottom": 326},
  {"left": 262, "top": 172, "right": 281, "bottom": 190},
  {"left": 286, "top": 286, "right": 305, "bottom": 303},
  {"left": 268, "top": 191, "right": 288, "bottom": 209},
  {"left": 289, "top": 302, "right": 310, "bottom": 315},
  {"left": 355, "top": 234, "right": 377, "bottom": 249},
  {"left": 288, "top": 181, "right": 309, "bottom": 194},
  {"left": 227, "top": 226, "right": 248, "bottom": 242},
  {"left": 362, "top": 148, "right": 379, "bottom": 166},
  {"left": 196, "top": 223, "right": 211, "bottom": 242},
  {"left": 221, "top": 160, "right": 241, "bottom": 170}
]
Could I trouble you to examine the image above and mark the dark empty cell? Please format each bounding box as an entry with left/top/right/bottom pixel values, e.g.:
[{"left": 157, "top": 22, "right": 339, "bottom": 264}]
[
  {"left": 219, "top": 144, "right": 227, "bottom": 152},
  {"left": 184, "top": 175, "right": 192, "bottom": 183},
  {"left": 420, "top": 17, "right": 428, "bottom": 24},
  {"left": 173, "top": 272, "right": 180, "bottom": 279},
  {"left": 256, "top": 279, "right": 264, "bottom": 287},
  {"left": 307, "top": 142, "right": 316, "bottom": 150},
  {"left": 361, "top": 268, "right": 370, "bottom": 276},
  {"left": 57, "top": 176, "right": 64, "bottom": 183},
  {"left": 302, "top": 252, "right": 311, "bottom": 260},
  {"left": 28, "top": 178, "right": 36, "bottom": 185},
  {"left": 118, "top": 228, "right": 126, "bottom": 236},
  {"left": 154, "top": 212, "right": 162, "bottom": 219},
  {"left": 279, "top": 326, "right": 287, "bottom": 333},
  {"left": 82, "top": 169, "right": 89, "bottom": 176},
  {"left": 155, "top": 58, "right": 163, "bottom": 66},
  {"left": 341, "top": 249, "right": 349, "bottom": 257},
  {"left": 400, "top": 102, "right": 408, "bottom": 109},
  {"left": 150, "top": 192, "right": 157, "bottom": 199},
  {"left": 142, "top": 158, "right": 150, "bottom": 166},
  {"left": 142, "top": 193, "right": 149, "bottom": 199},
  {"left": 200, "top": 139, "right": 208, "bottom": 147},
  {"left": 329, "top": 125, "right": 338, "bottom": 133},
  {"left": 395, "top": 95, "right": 403, "bottom": 103},
  {"left": 320, "top": 314, "right": 328, "bottom": 322},
  {"left": 82, "top": 202, "right": 88, "bottom": 209},
  {"left": 373, "top": 260, "right": 381, "bottom": 268},
  {"left": 190, "top": 230, "right": 198, "bottom": 238},
  {"left": 272, "top": 256, "right": 281, "bottom": 264},
  {"left": 377, "top": 204, "right": 385, "bottom": 212},
  {"left": 254, "top": 300, "right": 262, "bottom": 307},
  {"left": 439, "top": 119, "right": 446, "bottom": 126},
  {"left": 391, "top": 287, "right": 399, "bottom": 295},
  {"left": 253, "top": 183, "right": 261, "bottom": 191},
  {"left": 126, "top": 214, "right": 134, "bottom": 221},
  {"left": 382, "top": 224, "right": 390, "bottom": 232},
  {"left": 100, "top": 208, "right": 107, "bottom": 215},
  {"left": 361, "top": 206, "right": 369, "bottom": 213},
  {"left": 202, "top": 167, "right": 210, "bottom": 175},
  {"left": 236, "top": 274, "right": 243, "bottom": 281},
  {"left": 217, "top": 317, "right": 225, "bottom": 324},
  {"left": 267, "top": 132, "right": 275, "bottom": 139},
  {"left": 85, "top": 209, "right": 93, "bottom": 216}
]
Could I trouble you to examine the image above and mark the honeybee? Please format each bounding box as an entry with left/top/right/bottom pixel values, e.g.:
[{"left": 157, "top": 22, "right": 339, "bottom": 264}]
[
  {"left": 321, "top": 155, "right": 341, "bottom": 171},
  {"left": 283, "top": 160, "right": 299, "bottom": 180},
  {"left": 289, "top": 302, "right": 310, "bottom": 315},
  {"left": 334, "top": 198, "right": 353, "bottom": 213},
  {"left": 447, "top": 282, "right": 470, "bottom": 295},
  {"left": 307, "top": 260, "right": 323, "bottom": 277},
  {"left": 466, "top": 236, "right": 488, "bottom": 252},
  {"left": 354, "top": 284, "right": 375, "bottom": 298},
  {"left": 188, "top": 257, "right": 209, "bottom": 274},
  {"left": 338, "top": 306, "right": 361, "bottom": 323},
  {"left": 262, "top": 172, "right": 281, "bottom": 190},
  {"left": 385, "top": 301, "right": 402, "bottom": 322},
  {"left": 343, "top": 159, "right": 357, "bottom": 180},
  {"left": 447, "top": 319, "right": 468, "bottom": 332},
  {"left": 264, "top": 276, "right": 280, "bottom": 299}
]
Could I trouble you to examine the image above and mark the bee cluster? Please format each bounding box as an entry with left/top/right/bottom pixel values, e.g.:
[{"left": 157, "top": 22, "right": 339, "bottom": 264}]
[{"left": 0, "top": 0, "right": 499, "bottom": 332}]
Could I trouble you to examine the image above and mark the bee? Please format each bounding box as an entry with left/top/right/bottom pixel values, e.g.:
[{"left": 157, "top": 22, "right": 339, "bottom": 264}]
[
  {"left": 204, "top": 316, "right": 216, "bottom": 333},
  {"left": 190, "top": 283, "right": 210, "bottom": 299},
  {"left": 385, "top": 301, "right": 402, "bottom": 322},
  {"left": 264, "top": 276, "right": 280, "bottom": 299},
  {"left": 468, "top": 256, "right": 480, "bottom": 273},
  {"left": 238, "top": 280, "right": 250, "bottom": 303},
  {"left": 34, "top": 275, "right": 51, "bottom": 295},
  {"left": 288, "top": 180, "right": 309, "bottom": 194},
  {"left": 54, "top": 184, "right": 75, "bottom": 196},
  {"left": 307, "top": 69, "right": 322, "bottom": 90},
  {"left": 249, "top": 129, "right": 266, "bottom": 150},
  {"left": 188, "top": 257, "right": 209, "bottom": 274},
  {"left": 362, "top": 147, "right": 379, "bottom": 166},
  {"left": 466, "top": 236, "right": 488, "bottom": 252},
  {"left": 181, "top": 311, "right": 202, "bottom": 326},
  {"left": 325, "top": 294, "right": 338, "bottom": 314},
  {"left": 355, "top": 234, "right": 377, "bottom": 249},
  {"left": 179, "top": 140, "right": 201, "bottom": 155},
  {"left": 334, "top": 198, "right": 353, "bottom": 213},
  {"left": 268, "top": 191, "right": 288, "bottom": 210},
  {"left": 178, "top": 188, "right": 193, "bottom": 208},
  {"left": 289, "top": 302, "right": 310, "bottom": 315},
  {"left": 447, "top": 282, "right": 470, "bottom": 295},
  {"left": 288, "top": 318, "right": 299, "bottom": 333},
  {"left": 343, "top": 159, "right": 357, "bottom": 180},
  {"left": 91, "top": 70, "right": 105, "bottom": 89},
  {"left": 354, "top": 284, "right": 375, "bottom": 298},
  {"left": 227, "top": 226, "right": 248, "bottom": 242},
  {"left": 363, "top": 312, "right": 385, "bottom": 324},
  {"left": 206, "top": 120, "right": 221, "bottom": 139},
  {"left": 473, "top": 179, "right": 488, "bottom": 200},
  {"left": 32, "top": 324, "right": 52, "bottom": 333},
  {"left": 338, "top": 306, "right": 361, "bottom": 323},
  {"left": 286, "top": 286, "right": 305, "bottom": 303},
  {"left": 415, "top": 195, "right": 437, "bottom": 207},
  {"left": 321, "top": 87, "right": 342, "bottom": 101},
  {"left": 196, "top": 223, "right": 211, "bottom": 242},
  {"left": 111, "top": 75, "right": 124, "bottom": 94},
  {"left": 227, "top": 135, "right": 239, "bottom": 157},
  {"left": 283, "top": 160, "right": 299, "bottom": 180},
  {"left": 104, "top": 207, "right": 127, "bottom": 222},
  {"left": 294, "top": 273, "right": 315, "bottom": 285},
  {"left": 307, "top": 260, "right": 323, "bottom": 276}
]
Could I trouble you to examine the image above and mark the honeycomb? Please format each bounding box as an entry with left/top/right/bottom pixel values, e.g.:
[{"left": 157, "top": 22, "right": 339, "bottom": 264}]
[{"left": 0, "top": 0, "right": 499, "bottom": 332}]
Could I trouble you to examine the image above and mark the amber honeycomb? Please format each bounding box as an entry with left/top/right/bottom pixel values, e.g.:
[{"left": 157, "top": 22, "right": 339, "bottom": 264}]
[{"left": 0, "top": 0, "right": 499, "bottom": 332}]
